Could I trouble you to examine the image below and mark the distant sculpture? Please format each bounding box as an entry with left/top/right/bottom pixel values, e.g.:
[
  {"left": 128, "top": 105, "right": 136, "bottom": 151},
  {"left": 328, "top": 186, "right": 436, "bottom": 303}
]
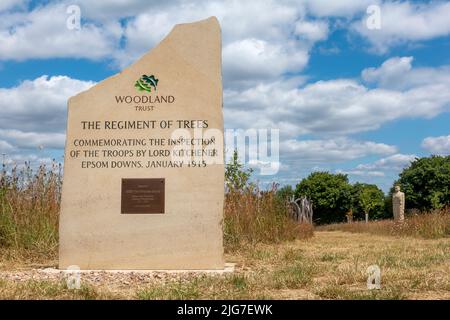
[
  {"left": 289, "top": 196, "right": 313, "bottom": 224},
  {"left": 346, "top": 208, "right": 353, "bottom": 223},
  {"left": 392, "top": 185, "right": 405, "bottom": 222}
]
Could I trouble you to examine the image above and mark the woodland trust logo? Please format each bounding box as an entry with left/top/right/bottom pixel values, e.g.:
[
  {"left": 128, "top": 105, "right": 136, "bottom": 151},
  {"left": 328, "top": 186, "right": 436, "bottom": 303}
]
[
  {"left": 115, "top": 73, "right": 174, "bottom": 108},
  {"left": 135, "top": 74, "right": 159, "bottom": 92}
]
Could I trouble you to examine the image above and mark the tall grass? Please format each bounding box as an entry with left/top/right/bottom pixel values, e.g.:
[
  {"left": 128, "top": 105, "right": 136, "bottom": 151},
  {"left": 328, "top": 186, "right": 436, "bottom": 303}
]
[
  {"left": 0, "top": 161, "right": 312, "bottom": 258},
  {"left": 317, "top": 208, "right": 449, "bottom": 239},
  {"left": 0, "top": 161, "right": 61, "bottom": 258},
  {"left": 224, "top": 183, "right": 314, "bottom": 251}
]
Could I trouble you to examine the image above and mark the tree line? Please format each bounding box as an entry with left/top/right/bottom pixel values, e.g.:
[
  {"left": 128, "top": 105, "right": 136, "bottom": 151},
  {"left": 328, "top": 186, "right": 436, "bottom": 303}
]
[{"left": 278, "top": 155, "right": 450, "bottom": 224}]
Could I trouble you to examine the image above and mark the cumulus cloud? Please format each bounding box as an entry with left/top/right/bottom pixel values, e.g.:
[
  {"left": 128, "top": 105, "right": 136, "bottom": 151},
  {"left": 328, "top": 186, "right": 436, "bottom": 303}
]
[
  {"left": 333, "top": 154, "right": 417, "bottom": 190},
  {"left": 294, "top": 20, "right": 328, "bottom": 42},
  {"left": 0, "top": 129, "right": 65, "bottom": 150},
  {"left": 0, "top": 140, "right": 15, "bottom": 153},
  {"left": 1, "top": 0, "right": 449, "bottom": 188},
  {"left": 303, "top": 0, "right": 377, "bottom": 17},
  {"left": 335, "top": 169, "right": 385, "bottom": 177},
  {"left": 2, "top": 153, "right": 54, "bottom": 168},
  {"left": 353, "top": 1, "right": 450, "bottom": 53},
  {"left": 74, "top": 0, "right": 179, "bottom": 20},
  {"left": 0, "top": 75, "right": 95, "bottom": 133},
  {"left": 362, "top": 56, "right": 414, "bottom": 87},
  {"left": 362, "top": 56, "right": 450, "bottom": 90},
  {"left": 114, "top": 0, "right": 313, "bottom": 87},
  {"left": 0, "top": 0, "right": 326, "bottom": 88},
  {"left": 422, "top": 135, "right": 450, "bottom": 155},
  {"left": 222, "top": 39, "right": 308, "bottom": 86},
  {"left": 0, "top": 74, "right": 93, "bottom": 166},
  {"left": 0, "top": 0, "right": 27, "bottom": 12},
  {"left": 356, "top": 154, "right": 417, "bottom": 171},
  {"left": 2, "top": 0, "right": 450, "bottom": 64},
  {"left": 0, "top": 3, "right": 121, "bottom": 60},
  {"left": 281, "top": 138, "right": 396, "bottom": 162},
  {"left": 225, "top": 58, "right": 450, "bottom": 136}
]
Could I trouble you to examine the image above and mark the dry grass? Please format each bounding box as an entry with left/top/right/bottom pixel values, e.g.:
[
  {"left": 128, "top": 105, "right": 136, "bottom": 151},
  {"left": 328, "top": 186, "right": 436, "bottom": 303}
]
[
  {"left": 1, "top": 163, "right": 311, "bottom": 259},
  {"left": 317, "top": 208, "right": 450, "bottom": 239},
  {"left": 224, "top": 184, "right": 314, "bottom": 251},
  {"left": 0, "top": 162, "right": 61, "bottom": 263},
  {"left": 0, "top": 279, "right": 117, "bottom": 300},
  {"left": 1, "top": 231, "right": 447, "bottom": 299},
  {"left": 0, "top": 163, "right": 448, "bottom": 299}
]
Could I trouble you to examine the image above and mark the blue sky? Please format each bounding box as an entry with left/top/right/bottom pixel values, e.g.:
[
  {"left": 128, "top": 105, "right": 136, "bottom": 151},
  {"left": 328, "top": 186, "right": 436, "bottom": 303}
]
[{"left": 0, "top": 0, "right": 449, "bottom": 192}]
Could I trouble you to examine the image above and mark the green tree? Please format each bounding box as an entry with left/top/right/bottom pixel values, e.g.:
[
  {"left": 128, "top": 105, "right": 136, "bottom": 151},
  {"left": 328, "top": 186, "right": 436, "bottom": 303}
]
[
  {"left": 396, "top": 155, "right": 450, "bottom": 210},
  {"left": 295, "top": 172, "right": 353, "bottom": 224},
  {"left": 351, "top": 183, "right": 385, "bottom": 220},
  {"left": 360, "top": 185, "right": 385, "bottom": 221},
  {"left": 276, "top": 185, "right": 294, "bottom": 202},
  {"left": 225, "top": 150, "right": 253, "bottom": 192}
]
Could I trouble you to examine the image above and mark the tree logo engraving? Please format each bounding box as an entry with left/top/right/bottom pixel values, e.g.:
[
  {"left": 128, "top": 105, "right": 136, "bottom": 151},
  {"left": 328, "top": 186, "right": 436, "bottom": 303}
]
[{"left": 135, "top": 74, "right": 159, "bottom": 92}]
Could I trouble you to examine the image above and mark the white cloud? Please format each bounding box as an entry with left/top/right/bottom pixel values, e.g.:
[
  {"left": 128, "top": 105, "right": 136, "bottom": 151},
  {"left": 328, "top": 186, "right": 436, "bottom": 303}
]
[
  {"left": 225, "top": 60, "right": 450, "bottom": 136},
  {"left": 1, "top": 0, "right": 449, "bottom": 190},
  {"left": 0, "top": 140, "right": 15, "bottom": 153},
  {"left": 333, "top": 153, "right": 417, "bottom": 191},
  {"left": 0, "top": 75, "right": 92, "bottom": 166},
  {"left": 303, "top": 0, "right": 376, "bottom": 17},
  {"left": 2, "top": 153, "right": 54, "bottom": 169},
  {"left": 294, "top": 20, "right": 328, "bottom": 42},
  {"left": 0, "top": 0, "right": 27, "bottom": 12},
  {"left": 281, "top": 138, "right": 396, "bottom": 163},
  {"left": 422, "top": 135, "right": 450, "bottom": 155},
  {"left": 0, "top": 75, "right": 94, "bottom": 133},
  {"left": 0, "top": 129, "right": 65, "bottom": 150},
  {"left": 362, "top": 56, "right": 414, "bottom": 87},
  {"left": 336, "top": 169, "right": 385, "bottom": 177},
  {"left": 2, "top": 0, "right": 450, "bottom": 65},
  {"left": 114, "top": 0, "right": 313, "bottom": 87},
  {"left": 75, "top": 0, "right": 178, "bottom": 20},
  {"left": 222, "top": 39, "right": 308, "bottom": 86},
  {"left": 362, "top": 56, "right": 450, "bottom": 90},
  {"left": 356, "top": 154, "right": 417, "bottom": 171},
  {"left": 354, "top": 1, "right": 450, "bottom": 53},
  {"left": 0, "top": 0, "right": 325, "bottom": 88},
  {"left": 0, "top": 3, "right": 121, "bottom": 60}
]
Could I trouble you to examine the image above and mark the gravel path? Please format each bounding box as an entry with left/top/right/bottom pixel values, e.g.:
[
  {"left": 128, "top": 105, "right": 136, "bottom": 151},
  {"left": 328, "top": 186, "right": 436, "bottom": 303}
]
[{"left": 0, "top": 264, "right": 235, "bottom": 290}]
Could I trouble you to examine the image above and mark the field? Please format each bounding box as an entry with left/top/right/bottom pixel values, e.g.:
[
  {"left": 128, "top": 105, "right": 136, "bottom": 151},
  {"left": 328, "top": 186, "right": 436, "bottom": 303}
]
[
  {"left": 1, "top": 165, "right": 449, "bottom": 299},
  {"left": 0, "top": 230, "right": 448, "bottom": 300}
]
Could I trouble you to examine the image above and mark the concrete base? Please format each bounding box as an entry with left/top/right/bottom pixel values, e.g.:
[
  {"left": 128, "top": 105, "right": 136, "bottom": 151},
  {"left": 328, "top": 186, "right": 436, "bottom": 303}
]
[{"left": 45, "top": 263, "right": 235, "bottom": 274}]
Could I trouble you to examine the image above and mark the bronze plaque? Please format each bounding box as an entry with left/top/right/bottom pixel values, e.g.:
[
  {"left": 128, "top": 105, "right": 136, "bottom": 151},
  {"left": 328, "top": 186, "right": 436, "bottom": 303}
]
[{"left": 121, "top": 178, "right": 165, "bottom": 214}]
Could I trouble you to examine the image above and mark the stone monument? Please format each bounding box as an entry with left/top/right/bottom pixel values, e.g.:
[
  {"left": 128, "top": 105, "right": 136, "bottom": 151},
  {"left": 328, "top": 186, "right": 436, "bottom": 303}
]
[
  {"left": 59, "top": 17, "right": 225, "bottom": 270},
  {"left": 392, "top": 185, "right": 405, "bottom": 222}
]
